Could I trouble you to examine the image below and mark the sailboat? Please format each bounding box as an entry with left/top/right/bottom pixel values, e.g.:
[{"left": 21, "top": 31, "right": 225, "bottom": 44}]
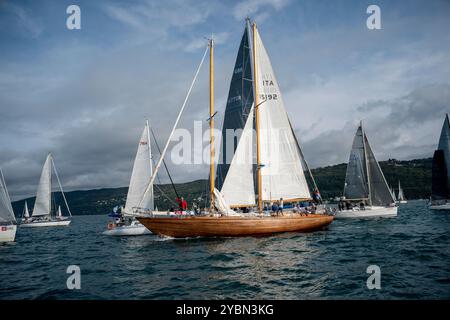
[
  {"left": 20, "top": 153, "right": 72, "bottom": 227},
  {"left": 137, "top": 20, "right": 334, "bottom": 237},
  {"left": 335, "top": 122, "right": 397, "bottom": 218},
  {"left": 397, "top": 181, "right": 407, "bottom": 204},
  {"left": 103, "top": 121, "right": 155, "bottom": 236},
  {"left": 390, "top": 185, "right": 397, "bottom": 203},
  {"left": 429, "top": 114, "right": 450, "bottom": 210},
  {"left": 21, "top": 201, "right": 30, "bottom": 223},
  {"left": 0, "top": 168, "right": 17, "bottom": 242}
]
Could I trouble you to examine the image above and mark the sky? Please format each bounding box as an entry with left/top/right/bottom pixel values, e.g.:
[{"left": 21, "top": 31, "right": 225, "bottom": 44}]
[{"left": 0, "top": 0, "right": 449, "bottom": 200}]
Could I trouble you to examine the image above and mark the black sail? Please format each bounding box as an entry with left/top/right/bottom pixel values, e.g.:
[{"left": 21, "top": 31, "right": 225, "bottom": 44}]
[
  {"left": 432, "top": 150, "right": 448, "bottom": 200},
  {"left": 216, "top": 22, "right": 254, "bottom": 190}
]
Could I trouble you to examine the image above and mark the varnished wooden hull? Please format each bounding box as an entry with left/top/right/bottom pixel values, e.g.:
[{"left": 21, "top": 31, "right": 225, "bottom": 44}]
[{"left": 137, "top": 214, "right": 334, "bottom": 238}]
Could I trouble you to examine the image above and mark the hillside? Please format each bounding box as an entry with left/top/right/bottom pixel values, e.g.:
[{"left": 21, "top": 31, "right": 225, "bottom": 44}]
[{"left": 12, "top": 158, "right": 432, "bottom": 216}]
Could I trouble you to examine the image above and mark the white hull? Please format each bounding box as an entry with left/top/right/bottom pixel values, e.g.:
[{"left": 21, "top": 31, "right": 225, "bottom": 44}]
[
  {"left": 429, "top": 203, "right": 450, "bottom": 211},
  {"left": 334, "top": 206, "right": 398, "bottom": 219},
  {"left": 398, "top": 200, "right": 407, "bottom": 204},
  {"left": 103, "top": 224, "right": 152, "bottom": 236},
  {"left": 20, "top": 219, "right": 71, "bottom": 227},
  {"left": 0, "top": 224, "right": 17, "bottom": 242}
]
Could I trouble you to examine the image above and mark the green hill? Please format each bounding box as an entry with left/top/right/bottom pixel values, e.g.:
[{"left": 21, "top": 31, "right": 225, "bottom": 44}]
[{"left": 12, "top": 158, "right": 432, "bottom": 216}]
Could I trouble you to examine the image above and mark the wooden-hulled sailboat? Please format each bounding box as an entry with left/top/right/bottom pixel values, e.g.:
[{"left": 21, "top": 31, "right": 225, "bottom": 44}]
[
  {"left": 20, "top": 153, "right": 72, "bottom": 227},
  {"left": 429, "top": 114, "right": 450, "bottom": 210},
  {"left": 0, "top": 168, "right": 17, "bottom": 242},
  {"left": 138, "top": 20, "right": 333, "bottom": 237},
  {"left": 103, "top": 121, "right": 154, "bottom": 236},
  {"left": 335, "top": 122, "right": 397, "bottom": 218},
  {"left": 397, "top": 181, "right": 407, "bottom": 204}
]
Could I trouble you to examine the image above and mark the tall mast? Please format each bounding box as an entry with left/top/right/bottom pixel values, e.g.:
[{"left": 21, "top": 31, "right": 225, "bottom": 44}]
[
  {"left": 361, "top": 121, "right": 372, "bottom": 206},
  {"left": 252, "top": 22, "right": 263, "bottom": 212},
  {"left": 209, "top": 38, "right": 215, "bottom": 211}
]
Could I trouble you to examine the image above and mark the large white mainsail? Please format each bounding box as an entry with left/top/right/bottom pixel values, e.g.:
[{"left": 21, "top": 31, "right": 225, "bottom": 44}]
[
  {"left": 220, "top": 106, "right": 256, "bottom": 207},
  {"left": 32, "top": 154, "right": 52, "bottom": 217},
  {"left": 124, "top": 122, "right": 154, "bottom": 214},
  {"left": 253, "top": 28, "right": 310, "bottom": 202},
  {"left": 0, "top": 169, "right": 16, "bottom": 224}
]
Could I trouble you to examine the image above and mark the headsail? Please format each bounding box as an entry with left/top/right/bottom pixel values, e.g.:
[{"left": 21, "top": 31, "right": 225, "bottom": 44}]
[
  {"left": 216, "top": 20, "right": 254, "bottom": 190},
  {"left": 0, "top": 169, "right": 16, "bottom": 224},
  {"left": 253, "top": 27, "right": 311, "bottom": 201},
  {"left": 32, "top": 154, "right": 52, "bottom": 217},
  {"left": 220, "top": 106, "right": 256, "bottom": 207},
  {"left": 432, "top": 114, "right": 450, "bottom": 200},
  {"left": 125, "top": 122, "right": 154, "bottom": 214},
  {"left": 364, "top": 134, "right": 394, "bottom": 206},
  {"left": 344, "top": 125, "right": 369, "bottom": 200}
]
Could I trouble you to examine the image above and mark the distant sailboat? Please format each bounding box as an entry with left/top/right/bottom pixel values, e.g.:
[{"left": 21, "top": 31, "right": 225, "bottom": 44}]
[
  {"left": 103, "top": 121, "right": 154, "bottom": 236},
  {"left": 22, "top": 201, "right": 30, "bottom": 222},
  {"left": 0, "top": 168, "right": 17, "bottom": 242},
  {"left": 335, "top": 122, "right": 397, "bottom": 218},
  {"left": 138, "top": 20, "right": 333, "bottom": 237},
  {"left": 430, "top": 114, "right": 450, "bottom": 210},
  {"left": 397, "top": 181, "right": 407, "bottom": 204},
  {"left": 20, "top": 153, "right": 72, "bottom": 227}
]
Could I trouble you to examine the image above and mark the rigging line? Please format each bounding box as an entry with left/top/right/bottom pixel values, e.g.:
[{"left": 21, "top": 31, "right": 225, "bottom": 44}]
[
  {"left": 153, "top": 183, "right": 178, "bottom": 207},
  {"left": 139, "top": 43, "right": 209, "bottom": 208},
  {"left": 51, "top": 158, "right": 72, "bottom": 217},
  {"left": 150, "top": 127, "right": 180, "bottom": 199}
]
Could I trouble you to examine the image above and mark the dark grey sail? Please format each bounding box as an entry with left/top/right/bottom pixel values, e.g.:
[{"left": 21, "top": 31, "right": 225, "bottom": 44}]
[
  {"left": 344, "top": 125, "right": 369, "bottom": 200},
  {"left": 437, "top": 114, "right": 450, "bottom": 187},
  {"left": 364, "top": 134, "right": 395, "bottom": 206},
  {"left": 431, "top": 150, "right": 448, "bottom": 200},
  {"left": 432, "top": 114, "right": 450, "bottom": 200},
  {"left": 216, "top": 21, "right": 254, "bottom": 190}
]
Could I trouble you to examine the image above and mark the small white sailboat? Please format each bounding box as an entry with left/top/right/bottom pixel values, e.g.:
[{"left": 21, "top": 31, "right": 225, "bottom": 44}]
[
  {"left": 335, "top": 122, "right": 397, "bottom": 219},
  {"left": 429, "top": 114, "right": 450, "bottom": 211},
  {"left": 0, "top": 168, "right": 17, "bottom": 242},
  {"left": 397, "top": 181, "right": 407, "bottom": 204},
  {"left": 20, "top": 153, "right": 72, "bottom": 227},
  {"left": 21, "top": 201, "right": 30, "bottom": 223},
  {"left": 103, "top": 121, "right": 154, "bottom": 236}
]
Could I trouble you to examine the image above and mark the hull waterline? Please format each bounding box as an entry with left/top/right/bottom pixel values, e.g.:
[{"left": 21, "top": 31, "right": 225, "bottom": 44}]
[
  {"left": 138, "top": 214, "right": 334, "bottom": 238},
  {"left": 429, "top": 204, "right": 450, "bottom": 211},
  {"left": 0, "top": 224, "right": 17, "bottom": 242}
]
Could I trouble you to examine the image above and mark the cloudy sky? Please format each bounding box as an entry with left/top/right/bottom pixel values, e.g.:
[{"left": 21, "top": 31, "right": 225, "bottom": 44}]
[{"left": 1, "top": 0, "right": 449, "bottom": 200}]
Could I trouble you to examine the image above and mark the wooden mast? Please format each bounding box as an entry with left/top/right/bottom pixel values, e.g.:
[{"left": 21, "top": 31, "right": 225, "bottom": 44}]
[
  {"left": 209, "top": 38, "right": 215, "bottom": 211},
  {"left": 252, "top": 22, "right": 263, "bottom": 212}
]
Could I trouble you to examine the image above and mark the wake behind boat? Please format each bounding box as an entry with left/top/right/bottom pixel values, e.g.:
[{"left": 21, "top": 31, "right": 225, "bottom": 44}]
[
  {"left": 429, "top": 114, "right": 450, "bottom": 211},
  {"left": 334, "top": 122, "right": 397, "bottom": 219},
  {"left": 0, "top": 168, "right": 17, "bottom": 242},
  {"left": 20, "top": 153, "right": 72, "bottom": 227},
  {"left": 138, "top": 20, "right": 334, "bottom": 238}
]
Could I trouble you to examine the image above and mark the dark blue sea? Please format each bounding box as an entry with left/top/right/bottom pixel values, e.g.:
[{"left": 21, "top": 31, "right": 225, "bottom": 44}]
[{"left": 1, "top": 200, "right": 449, "bottom": 299}]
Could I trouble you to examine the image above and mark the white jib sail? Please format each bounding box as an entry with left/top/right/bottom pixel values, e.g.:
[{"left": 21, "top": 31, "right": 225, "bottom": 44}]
[
  {"left": 254, "top": 28, "right": 310, "bottom": 201},
  {"left": 125, "top": 122, "right": 154, "bottom": 214},
  {"left": 57, "top": 205, "right": 62, "bottom": 217},
  {"left": 220, "top": 105, "right": 256, "bottom": 207},
  {"left": 0, "top": 169, "right": 16, "bottom": 224},
  {"left": 24, "top": 201, "right": 30, "bottom": 218},
  {"left": 32, "top": 154, "right": 52, "bottom": 217}
]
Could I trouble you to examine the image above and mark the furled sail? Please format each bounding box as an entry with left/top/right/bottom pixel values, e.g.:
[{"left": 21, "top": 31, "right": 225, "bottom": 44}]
[
  {"left": 220, "top": 106, "right": 256, "bottom": 207},
  {"left": 344, "top": 125, "right": 369, "bottom": 200},
  {"left": 0, "top": 169, "right": 16, "bottom": 224},
  {"left": 32, "top": 154, "right": 52, "bottom": 217},
  {"left": 364, "top": 134, "right": 395, "bottom": 206},
  {"left": 125, "top": 122, "right": 154, "bottom": 214},
  {"left": 253, "top": 27, "right": 311, "bottom": 201},
  {"left": 216, "top": 21, "right": 254, "bottom": 190}
]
